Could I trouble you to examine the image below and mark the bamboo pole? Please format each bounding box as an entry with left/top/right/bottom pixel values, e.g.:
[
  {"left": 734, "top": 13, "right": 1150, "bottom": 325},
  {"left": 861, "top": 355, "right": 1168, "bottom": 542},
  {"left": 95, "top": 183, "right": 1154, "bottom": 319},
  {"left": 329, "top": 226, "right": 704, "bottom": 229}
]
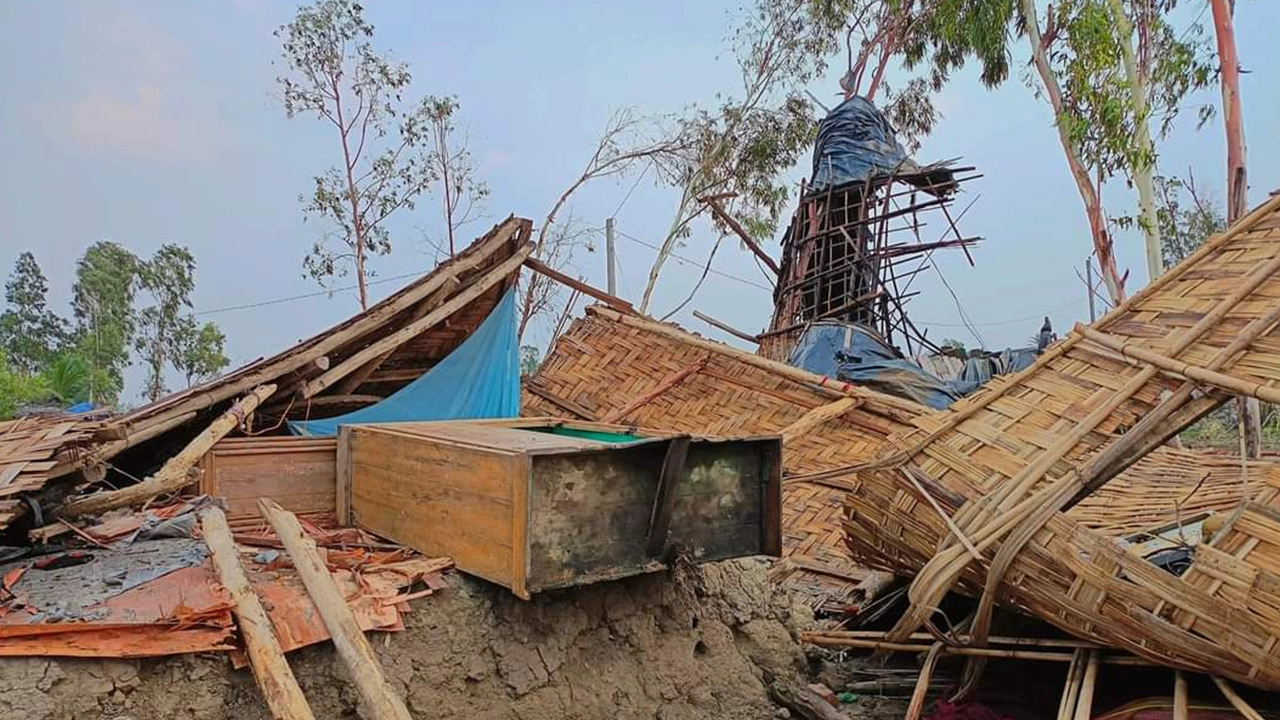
[
  {"left": 60, "top": 384, "right": 276, "bottom": 518},
  {"left": 304, "top": 245, "right": 532, "bottom": 398},
  {"left": 692, "top": 310, "right": 760, "bottom": 344},
  {"left": 798, "top": 634, "right": 1154, "bottom": 665},
  {"left": 201, "top": 506, "right": 315, "bottom": 720},
  {"left": 780, "top": 397, "right": 861, "bottom": 445},
  {"left": 1077, "top": 325, "right": 1280, "bottom": 404},
  {"left": 258, "top": 500, "right": 412, "bottom": 720},
  {"left": 1211, "top": 676, "right": 1264, "bottom": 720},
  {"left": 1057, "top": 650, "right": 1087, "bottom": 720},
  {"left": 1072, "top": 651, "right": 1101, "bottom": 720},
  {"left": 600, "top": 358, "right": 709, "bottom": 424}
]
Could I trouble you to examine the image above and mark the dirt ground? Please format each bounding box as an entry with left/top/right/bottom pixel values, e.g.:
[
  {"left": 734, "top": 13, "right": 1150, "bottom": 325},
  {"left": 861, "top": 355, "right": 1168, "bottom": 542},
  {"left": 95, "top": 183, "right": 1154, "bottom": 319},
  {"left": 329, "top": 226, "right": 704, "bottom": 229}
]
[{"left": 0, "top": 557, "right": 844, "bottom": 720}]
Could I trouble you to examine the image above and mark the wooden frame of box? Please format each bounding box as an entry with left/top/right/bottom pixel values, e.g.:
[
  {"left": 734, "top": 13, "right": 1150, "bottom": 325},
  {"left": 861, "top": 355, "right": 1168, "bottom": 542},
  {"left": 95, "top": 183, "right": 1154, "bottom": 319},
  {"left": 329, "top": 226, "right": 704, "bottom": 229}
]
[{"left": 338, "top": 418, "right": 781, "bottom": 598}]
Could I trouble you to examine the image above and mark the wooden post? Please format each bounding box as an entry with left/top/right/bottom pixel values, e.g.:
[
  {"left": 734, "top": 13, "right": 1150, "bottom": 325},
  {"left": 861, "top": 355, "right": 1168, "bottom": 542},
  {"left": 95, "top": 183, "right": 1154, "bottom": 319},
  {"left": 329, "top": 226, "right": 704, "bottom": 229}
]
[
  {"left": 201, "top": 506, "right": 315, "bottom": 720},
  {"left": 258, "top": 500, "right": 412, "bottom": 720},
  {"left": 60, "top": 384, "right": 277, "bottom": 518}
]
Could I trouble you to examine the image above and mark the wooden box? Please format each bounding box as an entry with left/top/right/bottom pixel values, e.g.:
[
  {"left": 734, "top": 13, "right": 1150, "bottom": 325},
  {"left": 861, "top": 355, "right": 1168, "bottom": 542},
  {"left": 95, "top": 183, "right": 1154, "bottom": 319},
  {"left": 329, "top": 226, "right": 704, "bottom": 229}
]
[
  {"left": 339, "top": 418, "right": 781, "bottom": 598},
  {"left": 198, "top": 436, "right": 338, "bottom": 531}
]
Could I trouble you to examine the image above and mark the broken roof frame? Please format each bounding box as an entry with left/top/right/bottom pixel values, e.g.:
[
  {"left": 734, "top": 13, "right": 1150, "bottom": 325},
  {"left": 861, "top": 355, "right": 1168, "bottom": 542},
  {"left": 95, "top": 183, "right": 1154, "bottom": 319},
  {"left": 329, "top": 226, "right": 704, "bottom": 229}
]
[{"left": 0, "top": 216, "right": 533, "bottom": 532}]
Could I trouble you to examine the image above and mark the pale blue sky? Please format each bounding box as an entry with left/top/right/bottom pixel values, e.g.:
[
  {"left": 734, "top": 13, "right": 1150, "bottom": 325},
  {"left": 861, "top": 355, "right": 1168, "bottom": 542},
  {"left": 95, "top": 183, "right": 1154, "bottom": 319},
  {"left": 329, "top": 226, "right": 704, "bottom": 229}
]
[{"left": 2, "top": 1, "right": 1278, "bottom": 403}]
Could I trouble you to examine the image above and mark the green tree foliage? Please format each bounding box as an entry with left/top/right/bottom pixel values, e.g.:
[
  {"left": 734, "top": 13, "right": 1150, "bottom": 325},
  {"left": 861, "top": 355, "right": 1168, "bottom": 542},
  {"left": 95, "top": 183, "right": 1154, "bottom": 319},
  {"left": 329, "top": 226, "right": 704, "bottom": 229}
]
[
  {"left": 277, "top": 0, "right": 445, "bottom": 308},
  {"left": 134, "top": 245, "right": 197, "bottom": 403},
  {"left": 1155, "top": 174, "right": 1225, "bottom": 270},
  {"left": 71, "top": 242, "right": 140, "bottom": 405},
  {"left": 518, "top": 345, "right": 541, "bottom": 377},
  {"left": 0, "top": 354, "right": 47, "bottom": 418},
  {"left": 424, "top": 95, "right": 489, "bottom": 256},
  {"left": 0, "top": 252, "right": 69, "bottom": 374},
  {"left": 173, "top": 319, "right": 230, "bottom": 387}
]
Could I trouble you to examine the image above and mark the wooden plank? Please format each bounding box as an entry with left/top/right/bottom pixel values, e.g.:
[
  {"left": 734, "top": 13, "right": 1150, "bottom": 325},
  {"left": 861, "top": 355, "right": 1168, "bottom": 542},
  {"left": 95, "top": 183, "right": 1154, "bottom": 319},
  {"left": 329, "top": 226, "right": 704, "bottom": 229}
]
[
  {"left": 258, "top": 500, "right": 411, "bottom": 720},
  {"left": 201, "top": 506, "right": 315, "bottom": 720},
  {"left": 511, "top": 455, "right": 531, "bottom": 600},
  {"left": 350, "top": 428, "right": 517, "bottom": 587},
  {"left": 303, "top": 245, "right": 532, "bottom": 398},
  {"left": 336, "top": 426, "right": 353, "bottom": 526},
  {"left": 646, "top": 437, "right": 690, "bottom": 557}
]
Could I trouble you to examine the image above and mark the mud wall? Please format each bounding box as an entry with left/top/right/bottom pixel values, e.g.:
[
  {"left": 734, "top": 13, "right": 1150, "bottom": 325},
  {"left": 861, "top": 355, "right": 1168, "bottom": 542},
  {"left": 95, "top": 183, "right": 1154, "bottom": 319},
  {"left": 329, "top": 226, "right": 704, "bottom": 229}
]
[{"left": 0, "top": 558, "right": 815, "bottom": 720}]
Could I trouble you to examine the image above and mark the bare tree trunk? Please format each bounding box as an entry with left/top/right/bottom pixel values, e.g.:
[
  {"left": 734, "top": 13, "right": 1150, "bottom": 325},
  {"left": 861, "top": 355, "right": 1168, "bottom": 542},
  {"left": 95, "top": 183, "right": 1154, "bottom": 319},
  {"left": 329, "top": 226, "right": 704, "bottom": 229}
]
[
  {"left": 640, "top": 189, "right": 695, "bottom": 314},
  {"left": 1210, "top": 0, "right": 1260, "bottom": 457},
  {"left": 1106, "top": 0, "right": 1163, "bottom": 283},
  {"left": 333, "top": 79, "right": 369, "bottom": 310},
  {"left": 437, "top": 123, "right": 456, "bottom": 256},
  {"left": 1021, "top": 0, "right": 1126, "bottom": 305}
]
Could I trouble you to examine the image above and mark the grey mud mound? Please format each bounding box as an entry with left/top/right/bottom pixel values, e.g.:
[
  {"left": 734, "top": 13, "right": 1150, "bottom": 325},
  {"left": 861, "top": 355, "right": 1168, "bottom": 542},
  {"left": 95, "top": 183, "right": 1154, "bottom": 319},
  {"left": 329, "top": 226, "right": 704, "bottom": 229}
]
[{"left": 0, "top": 558, "right": 820, "bottom": 719}]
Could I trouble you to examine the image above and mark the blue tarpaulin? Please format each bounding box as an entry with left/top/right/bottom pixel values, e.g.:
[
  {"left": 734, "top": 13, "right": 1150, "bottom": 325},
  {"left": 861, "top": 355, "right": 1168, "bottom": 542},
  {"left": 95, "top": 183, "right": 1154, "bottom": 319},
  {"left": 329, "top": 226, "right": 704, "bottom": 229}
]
[
  {"left": 288, "top": 288, "right": 520, "bottom": 437},
  {"left": 809, "top": 96, "right": 910, "bottom": 194}
]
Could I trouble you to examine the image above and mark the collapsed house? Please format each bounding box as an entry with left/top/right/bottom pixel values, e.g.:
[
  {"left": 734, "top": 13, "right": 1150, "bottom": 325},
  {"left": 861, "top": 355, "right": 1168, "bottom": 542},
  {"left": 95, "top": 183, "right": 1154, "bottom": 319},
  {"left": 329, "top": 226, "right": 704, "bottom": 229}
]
[{"left": 4, "top": 175, "right": 1280, "bottom": 716}]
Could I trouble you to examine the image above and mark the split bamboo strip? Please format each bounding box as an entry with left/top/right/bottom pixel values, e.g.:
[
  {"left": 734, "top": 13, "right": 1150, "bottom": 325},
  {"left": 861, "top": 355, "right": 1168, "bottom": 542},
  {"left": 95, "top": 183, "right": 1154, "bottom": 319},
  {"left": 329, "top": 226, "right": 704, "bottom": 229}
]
[
  {"left": 201, "top": 506, "right": 315, "bottom": 720},
  {"left": 600, "top": 357, "right": 708, "bottom": 424},
  {"left": 1211, "top": 677, "right": 1264, "bottom": 720},
  {"left": 905, "top": 643, "right": 943, "bottom": 720}
]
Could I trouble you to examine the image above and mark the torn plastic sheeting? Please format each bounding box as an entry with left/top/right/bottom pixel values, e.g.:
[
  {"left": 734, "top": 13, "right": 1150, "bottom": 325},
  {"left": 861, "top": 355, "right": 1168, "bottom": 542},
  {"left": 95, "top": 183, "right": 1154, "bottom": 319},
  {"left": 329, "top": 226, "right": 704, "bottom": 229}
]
[
  {"left": 808, "top": 96, "right": 911, "bottom": 193},
  {"left": 788, "top": 322, "right": 979, "bottom": 409}
]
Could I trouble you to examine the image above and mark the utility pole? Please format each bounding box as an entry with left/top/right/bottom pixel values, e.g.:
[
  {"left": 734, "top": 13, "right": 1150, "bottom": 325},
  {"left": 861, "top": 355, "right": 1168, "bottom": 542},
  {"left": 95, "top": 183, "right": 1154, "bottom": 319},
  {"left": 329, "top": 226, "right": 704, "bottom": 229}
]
[
  {"left": 605, "top": 217, "right": 617, "bottom": 296},
  {"left": 1085, "top": 258, "right": 1096, "bottom": 323}
]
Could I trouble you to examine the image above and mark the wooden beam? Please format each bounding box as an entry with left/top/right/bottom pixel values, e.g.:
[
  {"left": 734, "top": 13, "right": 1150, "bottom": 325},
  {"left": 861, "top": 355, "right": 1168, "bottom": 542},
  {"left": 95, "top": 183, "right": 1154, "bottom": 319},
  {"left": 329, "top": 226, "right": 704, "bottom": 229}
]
[
  {"left": 523, "top": 381, "right": 599, "bottom": 420},
  {"left": 692, "top": 310, "right": 759, "bottom": 344},
  {"left": 600, "top": 357, "right": 708, "bottom": 424},
  {"left": 60, "top": 384, "right": 276, "bottom": 518},
  {"left": 332, "top": 276, "right": 462, "bottom": 395},
  {"left": 301, "top": 394, "right": 382, "bottom": 409},
  {"left": 522, "top": 256, "right": 637, "bottom": 315},
  {"left": 201, "top": 506, "right": 315, "bottom": 720},
  {"left": 699, "top": 196, "right": 780, "bottom": 275},
  {"left": 303, "top": 244, "right": 532, "bottom": 398},
  {"left": 258, "top": 500, "right": 413, "bottom": 720},
  {"left": 646, "top": 436, "right": 690, "bottom": 557}
]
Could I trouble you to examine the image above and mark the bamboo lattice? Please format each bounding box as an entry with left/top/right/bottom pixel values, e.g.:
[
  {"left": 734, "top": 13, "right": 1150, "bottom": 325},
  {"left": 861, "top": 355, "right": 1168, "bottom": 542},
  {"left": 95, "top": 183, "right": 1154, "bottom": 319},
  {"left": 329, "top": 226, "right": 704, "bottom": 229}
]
[{"left": 841, "top": 193, "right": 1280, "bottom": 690}]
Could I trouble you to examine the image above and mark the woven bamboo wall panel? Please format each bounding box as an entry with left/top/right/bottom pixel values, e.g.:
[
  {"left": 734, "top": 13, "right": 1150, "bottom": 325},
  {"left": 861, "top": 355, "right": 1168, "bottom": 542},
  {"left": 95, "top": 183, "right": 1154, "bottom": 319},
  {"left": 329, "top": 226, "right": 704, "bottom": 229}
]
[{"left": 843, "top": 194, "right": 1280, "bottom": 689}]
